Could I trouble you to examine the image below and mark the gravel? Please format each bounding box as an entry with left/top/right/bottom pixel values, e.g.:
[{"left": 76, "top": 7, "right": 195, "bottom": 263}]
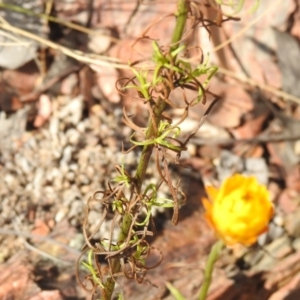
[{"left": 0, "top": 95, "right": 137, "bottom": 262}]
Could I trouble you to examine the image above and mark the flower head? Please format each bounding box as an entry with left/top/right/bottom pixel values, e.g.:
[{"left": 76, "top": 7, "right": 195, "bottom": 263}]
[{"left": 202, "top": 174, "right": 274, "bottom": 246}]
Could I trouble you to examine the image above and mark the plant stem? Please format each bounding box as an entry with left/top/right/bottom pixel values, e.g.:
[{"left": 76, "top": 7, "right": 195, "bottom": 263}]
[
  {"left": 135, "top": 0, "right": 188, "bottom": 192},
  {"left": 171, "top": 0, "right": 188, "bottom": 52},
  {"left": 198, "top": 240, "right": 224, "bottom": 300},
  {"left": 103, "top": 1, "right": 189, "bottom": 299}
]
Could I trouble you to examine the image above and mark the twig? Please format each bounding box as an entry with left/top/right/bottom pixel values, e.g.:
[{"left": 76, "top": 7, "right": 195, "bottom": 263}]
[
  {"left": 11, "top": 222, "right": 78, "bottom": 266},
  {"left": 124, "top": 0, "right": 141, "bottom": 34},
  {"left": 0, "top": 17, "right": 129, "bottom": 69},
  {"left": 21, "top": 237, "right": 74, "bottom": 266},
  {"left": 0, "top": 228, "right": 81, "bottom": 255},
  {"left": 181, "top": 98, "right": 220, "bottom": 148},
  {"left": 0, "top": 29, "right": 30, "bottom": 45},
  {"left": 218, "top": 67, "right": 300, "bottom": 105},
  {"left": 190, "top": 132, "right": 300, "bottom": 146},
  {"left": 0, "top": 2, "right": 119, "bottom": 42}
]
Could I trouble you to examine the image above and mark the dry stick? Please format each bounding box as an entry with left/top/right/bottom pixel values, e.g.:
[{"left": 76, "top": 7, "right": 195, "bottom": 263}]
[
  {"left": 0, "top": 17, "right": 128, "bottom": 69},
  {"left": 190, "top": 133, "right": 300, "bottom": 146},
  {"left": 0, "top": 2, "right": 119, "bottom": 41},
  {"left": 0, "top": 29, "right": 31, "bottom": 45},
  {"left": 124, "top": 0, "right": 141, "bottom": 34},
  {"left": 218, "top": 67, "right": 300, "bottom": 105},
  {"left": 11, "top": 221, "right": 75, "bottom": 266},
  {"left": 102, "top": 1, "right": 189, "bottom": 299},
  {"left": 0, "top": 228, "right": 81, "bottom": 255},
  {"left": 20, "top": 235, "right": 73, "bottom": 265},
  {"left": 181, "top": 98, "right": 220, "bottom": 148}
]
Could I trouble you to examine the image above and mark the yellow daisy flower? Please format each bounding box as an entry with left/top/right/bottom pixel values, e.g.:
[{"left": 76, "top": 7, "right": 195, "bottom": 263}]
[{"left": 202, "top": 174, "right": 274, "bottom": 246}]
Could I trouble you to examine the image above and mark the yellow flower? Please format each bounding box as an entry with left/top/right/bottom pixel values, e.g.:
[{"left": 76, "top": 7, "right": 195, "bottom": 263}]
[{"left": 202, "top": 174, "right": 274, "bottom": 246}]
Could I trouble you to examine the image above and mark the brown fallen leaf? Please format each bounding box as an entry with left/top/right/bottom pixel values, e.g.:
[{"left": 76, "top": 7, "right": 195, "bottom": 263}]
[
  {"left": 208, "top": 85, "right": 254, "bottom": 128},
  {"left": 0, "top": 252, "right": 63, "bottom": 300},
  {"left": 2, "top": 61, "right": 40, "bottom": 97},
  {"left": 91, "top": 64, "right": 121, "bottom": 103},
  {"left": 229, "top": 103, "right": 270, "bottom": 140}
]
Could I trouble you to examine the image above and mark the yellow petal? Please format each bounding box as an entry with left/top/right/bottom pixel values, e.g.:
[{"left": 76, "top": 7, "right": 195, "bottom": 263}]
[
  {"left": 218, "top": 174, "right": 244, "bottom": 197},
  {"left": 202, "top": 174, "right": 274, "bottom": 247},
  {"left": 202, "top": 197, "right": 212, "bottom": 211},
  {"left": 205, "top": 186, "right": 219, "bottom": 202}
]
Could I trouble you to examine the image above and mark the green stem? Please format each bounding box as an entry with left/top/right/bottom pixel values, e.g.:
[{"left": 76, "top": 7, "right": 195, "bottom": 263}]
[
  {"left": 135, "top": 0, "right": 188, "bottom": 192},
  {"left": 134, "top": 98, "right": 165, "bottom": 192},
  {"left": 198, "top": 240, "right": 224, "bottom": 300},
  {"left": 102, "top": 1, "right": 189, "bottom": 299},
  {"left": 170, "top": 0, "right": 188, "bottom": 52}
]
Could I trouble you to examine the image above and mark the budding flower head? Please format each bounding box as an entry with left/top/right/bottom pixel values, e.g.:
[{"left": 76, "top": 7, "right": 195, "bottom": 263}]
[{"left": 202, "top": 174, "right": 274, "bottom": 247}]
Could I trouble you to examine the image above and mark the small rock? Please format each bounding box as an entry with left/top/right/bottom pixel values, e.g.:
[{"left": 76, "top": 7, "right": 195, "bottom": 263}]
[
  {"left": 49, "top": 117, "right": 59, "bottom": 137},
  {"left": 284, "top": 208, "right": 300, "bottom": 237},
  {"left": 65, "top": 171, "right": 76, "bottom": 182},
  {"left": 63, "top": 180, "right": 71, "bottom": 189},
  {"left": 77, "top": 174, "right": 90, "bottom": 185},
  {"left": 87, "top": 210, "right": 99, "bottom": 225},
  {"left": 216, "top": 150, "right": 268, "bottom": 185},
  {"left": 60, "top": 73, "right": 78, "bottom": 95},
  {"left": 58, "top": 132, "right": 68, "bottom": 148},
  {"left": 258, "top": 232, "right": 268, "bottom": 246},
  {"left": 33, "top": 168, "right": 44, "bottom": 194},
  {"left": 76, "top": 121, "right": 86, "bottom": 133},
  {"left": 4, "top": 174, "right": 17, "bottom": 190},
  {"left": 55, "top": 208, "right": 68, "bottom": 223},
  {"left": 85, "top": 166, "right": 95, "bottom": 179},
  {"left": 69, "top": 163, "right": 78, "bottom": 172},
  {"left": 273, "top": 215, "right": 284, "bottom": 227},
  {"left": 268, "top": 222, "right": 285, "bottom": 240},
  {"left": 66, "top": 128, "right": 81, "bottom": 145},
  {"left": 58, "top": 95, "right": 83, "bottom": 125},
  {"left": 69, "top": 233, "right": 85, "bottom": 250},
  {"left": 15, "top": 153, "right": 32, "bottom": 174},
  {"left": 60, "top": 145, "right": 73, "bottom": 166},
  {"left": 62, "top": 185, "right": 82, "bottom": 206},
  {"left": 80, "top": 185, "right": 91, "bottom": 195},
  {"left": 68, "top": 200, "right": 84, "bottom": 219},
  {"left": 53, "top": 173, "right": 64, "bottom": 190}
]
